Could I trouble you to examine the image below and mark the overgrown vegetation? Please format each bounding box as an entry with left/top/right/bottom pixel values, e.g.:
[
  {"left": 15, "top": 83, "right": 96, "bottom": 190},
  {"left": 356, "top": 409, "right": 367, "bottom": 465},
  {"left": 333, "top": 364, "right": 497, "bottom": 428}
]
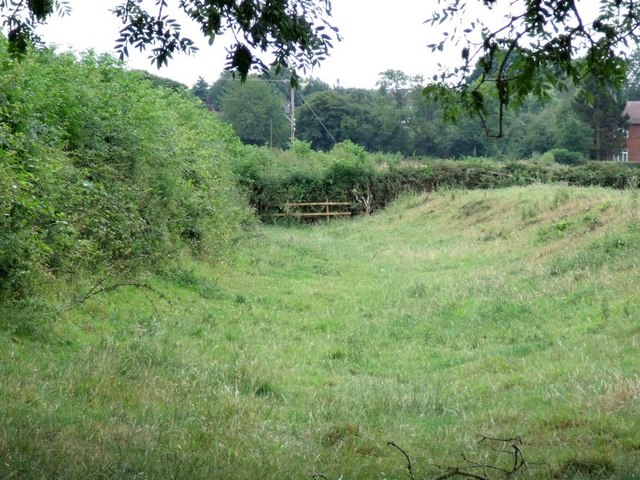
[
  {"left": 2, "top": 185, "right": 639, "bottom": 478},
  {"left": 0, "top": 39, "right": 251, "bottom": 329},
  {"left": 3, "top": 28, "right": 640, "bottom": 480},
  {"left": 233, "top": 141, "right": 640, "bottom": 219}
]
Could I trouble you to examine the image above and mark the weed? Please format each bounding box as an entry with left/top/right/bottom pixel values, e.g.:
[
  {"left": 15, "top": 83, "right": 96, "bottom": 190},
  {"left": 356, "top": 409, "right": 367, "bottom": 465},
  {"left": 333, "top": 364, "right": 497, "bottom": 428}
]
[
  {"left": 253, "top": 380, "right": 280, "bottom": 398},
  {"left": 480, "top": 227, "right": 509, "bottom": 241},
  {"left": 551, "top": 186, "right": 572, "bottom": 208},
  {"left": 163, "top": 266, "right": 227, "bottom": 299},
  {"left": 538, "top": 217, "right": 576, "bottom": 242},
  {"left": 0, "top": 297, "right": 54, "bottom": 339},
  {"left": 198, "top": 280, "right": 227, "bottom": 300},
  {"left": 520, "top": 200, "right": 540, "bottom": 221},
  {"left": 554, "top": 218, "right": 574, "bottom": 232},
  {"left": 408, "top": 280, "right": 427, "bottom": 298},
  {"left": 322, "top": 422, "right": 360, "bottom": 447},
  {"left": 598, "top": 201, "right": 613, "bottom": 212},
  {"left": 459, "top": 199, "right": 491, "bottom": 217},
  {"left": 163, "top": 266, "right": 201, "bottom": 287},
  {"left": 581, "top": 213, "right": 602, "bottom": 230}
]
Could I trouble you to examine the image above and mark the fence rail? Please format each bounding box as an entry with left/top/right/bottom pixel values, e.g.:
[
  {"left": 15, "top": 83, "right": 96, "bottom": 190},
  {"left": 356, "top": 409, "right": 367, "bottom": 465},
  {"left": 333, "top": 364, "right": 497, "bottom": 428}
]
[{"left": 273, "top": 200, "right": 352, "bottom": 220}]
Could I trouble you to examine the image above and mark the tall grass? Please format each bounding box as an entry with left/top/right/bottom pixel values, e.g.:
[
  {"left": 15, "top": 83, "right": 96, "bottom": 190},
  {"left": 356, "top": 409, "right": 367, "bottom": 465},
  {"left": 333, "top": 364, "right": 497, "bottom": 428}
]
[{"left": 1, "top": 185, "right": 639, "bottom": 479}]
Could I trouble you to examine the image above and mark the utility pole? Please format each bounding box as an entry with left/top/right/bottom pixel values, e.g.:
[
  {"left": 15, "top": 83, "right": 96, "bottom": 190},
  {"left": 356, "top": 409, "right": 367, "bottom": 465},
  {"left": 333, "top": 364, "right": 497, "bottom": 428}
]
[{"left": 290, "top": 85, "right": 295, "bottom": 144}]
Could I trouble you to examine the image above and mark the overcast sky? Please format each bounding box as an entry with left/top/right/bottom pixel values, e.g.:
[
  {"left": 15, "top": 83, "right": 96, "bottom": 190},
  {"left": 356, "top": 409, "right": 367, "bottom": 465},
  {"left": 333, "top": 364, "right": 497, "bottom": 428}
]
[
  {"left": 37, "top": 1, "right": 456, "bottom": 89},
  {"left": 36, "top": 1, "right": 605, "bottom": 89}
]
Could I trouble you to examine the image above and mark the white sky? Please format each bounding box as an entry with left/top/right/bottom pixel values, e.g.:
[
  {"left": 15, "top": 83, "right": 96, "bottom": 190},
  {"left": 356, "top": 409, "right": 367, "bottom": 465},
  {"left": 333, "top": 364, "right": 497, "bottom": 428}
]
[
  {"left": 36, "top": 1, "right": 605, "bottom": 89},
  {"left": 37, "top": 0, "right": 451, "bottom": 89}
]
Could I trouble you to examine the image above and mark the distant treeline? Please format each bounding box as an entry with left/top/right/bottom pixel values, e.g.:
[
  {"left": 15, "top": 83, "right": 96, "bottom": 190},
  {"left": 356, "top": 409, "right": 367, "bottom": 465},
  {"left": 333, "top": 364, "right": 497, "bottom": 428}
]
[{"left": 192, "top": 60, "right": 640, "bottom": 161}]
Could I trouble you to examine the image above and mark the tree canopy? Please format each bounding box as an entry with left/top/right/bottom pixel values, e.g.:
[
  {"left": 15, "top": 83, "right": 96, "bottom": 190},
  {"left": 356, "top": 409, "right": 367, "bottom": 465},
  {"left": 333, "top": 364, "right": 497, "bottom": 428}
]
[
  {"left": 3, "top": 1, "right": 638, "bottom": 128},
  {"left": 220, "top": 77, "right": 290, "bottom": 148},
  {"left": 0, "top": 0, "right": 340, "bottom": 82},
  {"left": 194, "top": 59, "right": 634, "bottom": 160},
  {"left": 425, "top": 0, "right": 640, "bottom": 136}
]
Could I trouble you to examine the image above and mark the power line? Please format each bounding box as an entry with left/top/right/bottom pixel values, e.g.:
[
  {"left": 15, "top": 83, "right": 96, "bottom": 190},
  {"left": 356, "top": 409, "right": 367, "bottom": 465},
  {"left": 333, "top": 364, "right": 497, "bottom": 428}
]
[
  {"left": 235, "top": 76, "right": 296, "bottom": 141},
  {"left": 245, "top": 76, "right": 337, "bottom": 144},
  {"left": 217, "top": 76, "right": 337, "bottom": 146},
  {"left": 295, "top": 89, "right": 338, "bottom": 146}
]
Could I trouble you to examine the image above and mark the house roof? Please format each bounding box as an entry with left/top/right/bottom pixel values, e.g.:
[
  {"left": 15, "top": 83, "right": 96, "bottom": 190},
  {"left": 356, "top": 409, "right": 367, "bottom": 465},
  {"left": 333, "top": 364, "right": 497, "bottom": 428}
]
[{"left": 624, "top": 101, "right": 640, "bottom": 124}]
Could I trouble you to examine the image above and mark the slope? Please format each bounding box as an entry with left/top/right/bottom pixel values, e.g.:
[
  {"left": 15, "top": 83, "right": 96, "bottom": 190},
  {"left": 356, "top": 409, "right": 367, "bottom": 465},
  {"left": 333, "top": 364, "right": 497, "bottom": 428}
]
[{"left": 1, "top": 184, "right": 639, "bottom": 479}]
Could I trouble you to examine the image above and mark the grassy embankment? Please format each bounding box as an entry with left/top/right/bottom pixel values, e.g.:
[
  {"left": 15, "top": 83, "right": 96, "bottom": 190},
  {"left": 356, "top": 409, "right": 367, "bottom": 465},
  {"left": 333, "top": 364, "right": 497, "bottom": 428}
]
[{"left": 2, "top": 184, "right": 639, "bottom": 479}]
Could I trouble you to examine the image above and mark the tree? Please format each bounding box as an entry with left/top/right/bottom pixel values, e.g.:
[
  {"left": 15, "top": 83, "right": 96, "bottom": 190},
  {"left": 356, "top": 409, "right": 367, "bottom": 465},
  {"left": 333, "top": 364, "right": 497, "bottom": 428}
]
[
  {"left": 136, "top": 70, "right": 187, "bottom": 92},
  {"left": 516, "top": 96, "right": 593, "bottom": 157},
  {"left": 220, "top": 78, "right": 290, "bottom": 148},
  {"left": 434, "top": 116, "right": 491, "bottom": 158},
  {"left": 376, "top": 69, "right": 423, "bottom": 108},
  {"left": 625, "top": 48, "right": 640, "bottom": 100},
  {"left": 296, "top": 90, "right": 386, "bottom": 151},
  {"left": 368, "top": 101, "right": 412, "bottom": 154},
  {"left": 572, "top": 75, "right": 627, "bottom": 160},
  {"left": 0, "top": 0, "right": 339, "bottom": 82},
  {"left": 295, "top": 90, "right": 352, "bottom": 150},
  {"left": 208, "top": 71, "right": 235, "bottom": 111},
  {"left": 406, "top": 90, "right": 443, "bottom": 156},
  {"left": 191, "top": 76, "right": 210, "bottom": 104},
  {"left": 425, "top": 1, "right": 640, "bottom": 136},
  {"left": 301, "top": 77, "right": 331, "bottom": 98}
]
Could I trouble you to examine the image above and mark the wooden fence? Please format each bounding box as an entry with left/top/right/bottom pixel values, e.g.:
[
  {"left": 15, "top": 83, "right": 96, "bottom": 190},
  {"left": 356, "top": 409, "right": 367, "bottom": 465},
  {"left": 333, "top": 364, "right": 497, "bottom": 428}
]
[{"left": 272, "top": 200, "right": 352, "bottom": 220}]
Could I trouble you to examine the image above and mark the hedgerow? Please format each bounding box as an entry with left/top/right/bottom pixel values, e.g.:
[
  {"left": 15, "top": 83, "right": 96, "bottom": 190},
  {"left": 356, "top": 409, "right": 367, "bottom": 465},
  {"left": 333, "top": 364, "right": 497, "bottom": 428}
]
[
  {"left": 0, "top": 39, "right": 251, "bottom": 323},
  {"left": 234, "top": 143, "right": 639, "bottom": 220}
]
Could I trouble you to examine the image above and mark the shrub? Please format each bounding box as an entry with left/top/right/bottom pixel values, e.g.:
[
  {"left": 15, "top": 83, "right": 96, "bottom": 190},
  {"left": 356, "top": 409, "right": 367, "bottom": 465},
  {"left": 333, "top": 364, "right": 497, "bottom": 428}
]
[
  {"left": 547, "top": 148, "right": 587, "bottom": 165},
  {"left": 0, "top": 39, "right": 251, "bottom": 314}
]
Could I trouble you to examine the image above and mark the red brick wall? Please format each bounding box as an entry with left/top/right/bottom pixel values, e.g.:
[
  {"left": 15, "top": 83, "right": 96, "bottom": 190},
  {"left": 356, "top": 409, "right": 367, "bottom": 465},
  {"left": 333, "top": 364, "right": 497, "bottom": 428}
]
[{"left": 627, "top": 124, "right": 640, "bottom": 162}]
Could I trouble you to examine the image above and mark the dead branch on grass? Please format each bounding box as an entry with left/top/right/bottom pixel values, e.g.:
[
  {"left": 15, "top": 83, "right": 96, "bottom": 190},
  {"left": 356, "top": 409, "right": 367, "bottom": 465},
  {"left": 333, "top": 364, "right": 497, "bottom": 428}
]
[
  {"left": 432, "top": 467, "right": 491, "bottom": 480},
  {"left": 434, "top": 436, "right": 534, "bottom": 479},
  {"left": 312, "top": 436, "right": 538, "bottom": 480},
  {"left": 387, "top": 441, "right": 415, "bottom": 480},
  {"left": 352, "top": 185, "right": 373, "bottom": 215},
  {"left": 66, "top": 275, "right": 172, "bottom": 316}
]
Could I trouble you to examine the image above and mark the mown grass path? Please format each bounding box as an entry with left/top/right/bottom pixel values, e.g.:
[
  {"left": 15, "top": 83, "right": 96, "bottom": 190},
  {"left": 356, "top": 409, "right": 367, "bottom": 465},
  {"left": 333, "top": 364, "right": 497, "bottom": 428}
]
[{"left": 2, "top": 185, "right": 639, "bottom": 479}]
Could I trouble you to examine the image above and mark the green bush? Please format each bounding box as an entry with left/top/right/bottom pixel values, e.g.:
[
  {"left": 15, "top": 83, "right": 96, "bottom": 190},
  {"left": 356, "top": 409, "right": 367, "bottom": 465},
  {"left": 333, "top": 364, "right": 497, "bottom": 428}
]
[
  {"left": 324, "top": 150, "right": 375, "bottom": 200},
  {"left": 0, "top": 39, "right": 251, "bottom": 312},
  {"left": 547, "top": 148, "right": 587, "bottom": 165}
]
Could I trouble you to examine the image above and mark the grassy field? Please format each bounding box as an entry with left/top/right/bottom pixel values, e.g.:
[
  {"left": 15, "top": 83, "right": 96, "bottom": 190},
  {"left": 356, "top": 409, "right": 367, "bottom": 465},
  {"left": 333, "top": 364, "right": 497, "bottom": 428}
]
[{"left": 2, "top": 184, "right": 640, "bottom": 479}]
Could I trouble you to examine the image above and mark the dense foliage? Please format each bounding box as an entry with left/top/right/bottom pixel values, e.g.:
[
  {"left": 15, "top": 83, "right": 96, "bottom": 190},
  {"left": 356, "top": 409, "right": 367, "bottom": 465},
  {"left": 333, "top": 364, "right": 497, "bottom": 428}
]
[
  {"left": 425, "top": 1, "right": 640, "bottom": 135},
  {"left": 194, "top": 66, "right": 629, "bottom": 160},
  {"left": 233, "top": 142, "right": 640, "bottom": 220},
  {"left": 0, "top": 38, "right": 250, "bottom": 321},
  {"left": 0, "top": 0, "right": 339, "bottom": 81}
]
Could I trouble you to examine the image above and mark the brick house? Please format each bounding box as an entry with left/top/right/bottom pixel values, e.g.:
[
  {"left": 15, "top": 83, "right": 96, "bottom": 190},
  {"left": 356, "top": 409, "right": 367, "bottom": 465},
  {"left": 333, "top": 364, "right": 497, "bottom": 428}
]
[{"left": 621, "top": 101, "right": 640, "bottom": 162}]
